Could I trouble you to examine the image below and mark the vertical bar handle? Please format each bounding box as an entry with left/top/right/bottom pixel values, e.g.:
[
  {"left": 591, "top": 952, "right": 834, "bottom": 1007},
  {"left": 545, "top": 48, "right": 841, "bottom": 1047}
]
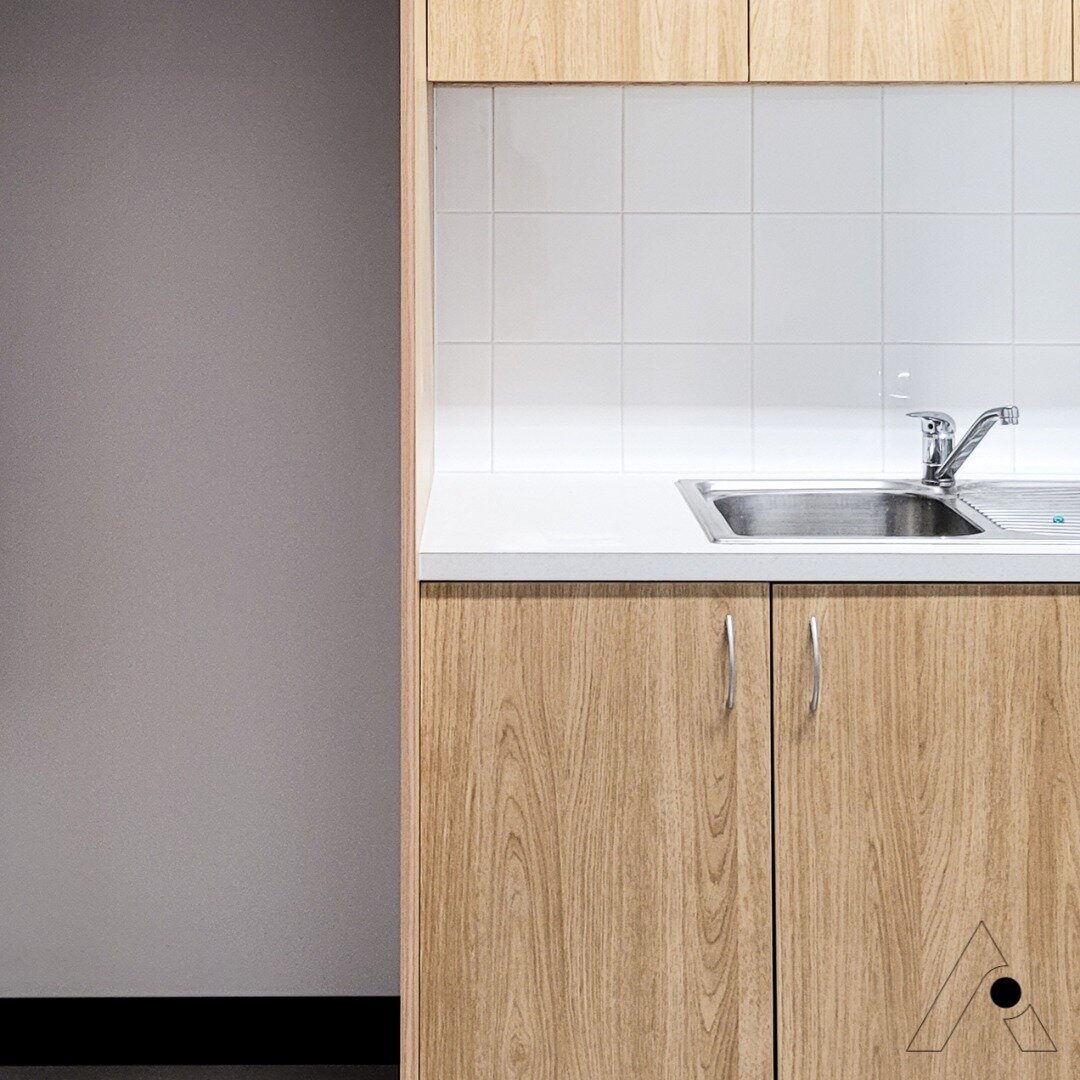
[
  {"left": 809, "top": 616, "right": 821, "bottom": 714},
  {"left": 724, "top": 613, "right": 736, "bottom": 711}
]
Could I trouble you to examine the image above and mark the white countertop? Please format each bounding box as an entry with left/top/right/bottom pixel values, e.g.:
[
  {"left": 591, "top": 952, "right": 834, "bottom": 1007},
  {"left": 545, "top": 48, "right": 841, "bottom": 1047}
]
[{"left": 420, "top": 473, "right": 1080, "bottom": 582}]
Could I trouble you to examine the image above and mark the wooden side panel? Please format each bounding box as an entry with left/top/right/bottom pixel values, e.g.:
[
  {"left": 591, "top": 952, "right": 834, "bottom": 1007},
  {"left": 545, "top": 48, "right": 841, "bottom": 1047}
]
[
  {"left": 403, "top": 1, "right": 434, "bottom": 534},
  {"left": 750, "top": 0, "right": 1072, "bottom": 81},
  {"left": 428, "top": 0, "right": 749, "bottom": 82},
  {"left": 401, "top": 0, "right": 433, "bottom": 1074},
  {"left": 421, "top": 583, "right": 772, "bottom": 1079},
  {"left": 774, "top": 585, "right": 1080, "bottom": 1080}
]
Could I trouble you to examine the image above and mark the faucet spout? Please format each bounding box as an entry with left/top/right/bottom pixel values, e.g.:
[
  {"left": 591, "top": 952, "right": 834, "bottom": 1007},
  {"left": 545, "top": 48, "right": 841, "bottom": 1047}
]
[{"left": 932, "top": 406, "right": 1020, "bottom": 488}]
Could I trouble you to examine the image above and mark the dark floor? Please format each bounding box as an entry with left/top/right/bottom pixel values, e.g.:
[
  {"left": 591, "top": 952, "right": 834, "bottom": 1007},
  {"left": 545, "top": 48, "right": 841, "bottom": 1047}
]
[{"left": 5, "top": 1070, "right": 396, "bottom": 1080}]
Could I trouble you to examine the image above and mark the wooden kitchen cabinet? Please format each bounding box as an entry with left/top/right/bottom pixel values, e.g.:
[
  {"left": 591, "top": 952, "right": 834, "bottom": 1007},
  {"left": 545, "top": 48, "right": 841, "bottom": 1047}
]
[
  {"left": 750, "top": 0, "right": 1073, "bottom": 81},
  {"left": 420, "top": 583, "right": 772, "bottom": 1079},
  {"left": 427, "top": 0, "right": 749, "bottom": 82},
  {"left": 773, "top": 585, "right": 1080, "bottom": 1079}
]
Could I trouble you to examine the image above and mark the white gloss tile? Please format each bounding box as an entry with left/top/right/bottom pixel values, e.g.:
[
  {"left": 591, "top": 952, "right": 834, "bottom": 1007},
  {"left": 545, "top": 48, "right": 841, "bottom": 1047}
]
[
  {"left": 1016, "top": 216, "right": 1080, "bottom": 343},
  {"left": 623, "top": 344, "right": 752, "bottom": 472},
  {"left": 493, "top": 214, "right": 621, "bottom": 342},
  {"left": 435, "top": 87, "right": 492, "bottom": 212},
  {"left": 1015, "top": 88, "right": 1080, "bottom": 212},
  {"left": 884, "top": 215, "right": 1012, "bottom": 343},
  {"left": 435, "top": 214, "right": 492, "bottom": 342},
  {"left": 494, "top": 86, "right": 622, "bottom": 212},
  {"left": 624, "top": 215, "right": 751, "bottom": 342},
  {"left": 754, "top": 86, "right": 882, "bottom": 212},
  {"left": 884, "top": 86, "right": 1012, "bottom": 212},
  {"left": 432, "top": 87, "right": 1080, "bottom": 478},
  {"left": 435, "top": 343, "right": 492, "bottom": 471},
  {"left": 883, "top": 345, "right": 1015, "bottom": 473},
  {"left": 753, "top": 345, "right": 883, "bottom": 474},
  {"left": 1014, "top": 346, "right": 1080, "bottom": 473},
  {"left": 624, "top": 87, "right": 751, "bottom": 212},
  {"left": 493, "top": 344, "right": 622, "bottom": 471},
  {"left": 754, "top": 216, "right": 881, "bottom": 343}
]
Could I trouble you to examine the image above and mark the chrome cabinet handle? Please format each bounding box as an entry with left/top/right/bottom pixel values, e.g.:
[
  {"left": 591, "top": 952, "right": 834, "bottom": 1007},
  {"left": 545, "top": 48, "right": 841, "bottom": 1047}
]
[
  {"left": 809, "top": 616, "right": 821, "bottom": 713},
  {"left": 724, "top": 613, "right": 736, "bottom": 711}
]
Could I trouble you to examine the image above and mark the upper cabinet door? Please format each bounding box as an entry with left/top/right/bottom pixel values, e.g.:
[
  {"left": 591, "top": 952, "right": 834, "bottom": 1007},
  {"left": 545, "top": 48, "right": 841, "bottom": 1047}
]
[
  {"left": 750, "top": 0, "right": 1073, "bottom": 81},
  {"left": 774, "top": 585, "right": 1080, "bottom": 1080},
  {"left": 428, "top": 0, "right": 749, "bottom": 82}
]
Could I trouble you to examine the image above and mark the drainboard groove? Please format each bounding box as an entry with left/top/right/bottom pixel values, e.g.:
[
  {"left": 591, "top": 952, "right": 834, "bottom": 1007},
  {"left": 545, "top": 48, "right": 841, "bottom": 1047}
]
[{"left": 960, "top": 484, "right": 1080, "bottom": 538}]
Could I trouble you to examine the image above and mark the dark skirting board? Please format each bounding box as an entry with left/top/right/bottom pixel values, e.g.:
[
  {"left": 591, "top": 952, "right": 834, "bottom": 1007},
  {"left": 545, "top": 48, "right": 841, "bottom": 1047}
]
[{"left": 0, "top": 997, "right": 399, "bottom": 1066}]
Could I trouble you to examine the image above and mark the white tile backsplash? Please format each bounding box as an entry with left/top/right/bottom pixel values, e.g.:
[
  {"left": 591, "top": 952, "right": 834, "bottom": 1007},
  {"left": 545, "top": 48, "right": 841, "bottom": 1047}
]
[
  {"left": 493, "top": 214, "right": 621, "bottom": 342},
  {"left": 435, "top": 85, "right": 1080, "bottom": 477},
  {"left": 436, "top": 343, "right": 493, "bottom": 470},
  {"left": 884, "top": 215, "right": 1012, "bottom": 343},
  {"left": 435, "top": 87, "right": 492, "bottom": 212},
  {"left": 1015, "top": 216, "right": 1080, "bottom": 343},
  {"left": 624, "top": 86, "right": 751, "bottom": 213},
  {"left": 435, "top": 214, "right": 491, "bottom": 342},
  {"left": 754, "top": 86, "right": 882, "bottom": 213},
  {"left": 1015, "top": 88, "right": 1080, "bottom": 213},
  {"left": 624, "top": 215, "right": 751, "bottom": 342},
  {"left": 493, "top": 344, "right": 622, "bottom": 471},
  {"left": 1014, "top": 347, "right": 1080, "bottom": 473},
  {"left": 623, "top": 344, "right": 753, "bottom": 472},
  {"left": 754, "top": 215, "right": 882, "bottom": 343},
  {"left": 494, "top": 87, "right": 622, "bottom": 212},
  {"left": 753, "top": 345, "right": 883, "bottom": 474},
  {"left": 884, "top": 86, "right": 1012, "bottom": 213}
]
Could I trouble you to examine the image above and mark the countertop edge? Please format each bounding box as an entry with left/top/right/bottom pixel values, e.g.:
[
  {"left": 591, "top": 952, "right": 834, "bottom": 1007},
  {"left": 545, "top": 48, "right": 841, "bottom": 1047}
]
[{"left": 421, "top": 550, "right": 1080, "bottom": 583}]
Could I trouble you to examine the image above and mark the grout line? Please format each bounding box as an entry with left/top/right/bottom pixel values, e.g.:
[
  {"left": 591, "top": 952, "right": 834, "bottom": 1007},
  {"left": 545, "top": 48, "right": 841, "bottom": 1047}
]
[
  {"left": 749, "top": 85, "right": 757, "bottom": 472},
  {"left": 433, "top": 209, "right": 1080, "bottom": 217},
  {"left": 443, "top": 340, "right": 1071, "bottom": 348},
  {"left": 486, "top": 85, "right": 494, "bottom": 213},
  {"left": 880, "top": 85, "right": 887, "bottom": 473},
  {"left": 433, "top": 89, "right": 443, "bottom": 471},
  {"left": 621, "top": 93, "right": 631, "bottom": 470},
  {"left": 1011, "top": 85, "right": 1018, "bottom": 474},
  {"left": 488, "top": 87, "right": 496, "bottom": 473}
]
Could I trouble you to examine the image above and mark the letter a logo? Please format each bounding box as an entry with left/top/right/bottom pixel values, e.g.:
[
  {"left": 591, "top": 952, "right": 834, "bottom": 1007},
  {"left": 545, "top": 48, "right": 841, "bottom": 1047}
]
[{"left": 907, "top": 922, "right": 1055, "bottom": 1052}]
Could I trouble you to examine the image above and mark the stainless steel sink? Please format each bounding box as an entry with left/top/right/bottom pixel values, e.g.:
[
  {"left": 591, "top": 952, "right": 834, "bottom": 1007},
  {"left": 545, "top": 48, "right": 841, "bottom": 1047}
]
[
  {"left": 710, "top": 488, "right": 982, "bottom": 538},
  {"left": 678, "top": 480, "right": 996, "bottom": 542}
]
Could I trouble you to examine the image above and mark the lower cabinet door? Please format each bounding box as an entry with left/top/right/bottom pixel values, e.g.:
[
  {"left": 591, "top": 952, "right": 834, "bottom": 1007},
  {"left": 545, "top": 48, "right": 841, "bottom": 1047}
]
[
  {"left": 774, "top": 585, "right": 1080, "bottom": 1080},
  {"left": 420, "top": 583, "right": 772, "bottom": 1079}
]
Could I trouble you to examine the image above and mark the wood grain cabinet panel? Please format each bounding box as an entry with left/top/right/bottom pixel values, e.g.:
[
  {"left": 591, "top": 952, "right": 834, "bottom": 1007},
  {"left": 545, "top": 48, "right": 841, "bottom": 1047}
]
[
  {"left": 774, "top": 585, "right": 1080, "bottom": 1080},
  {"left": 750, "top": 0, "right": 1072, "bottom": 81},
  {"left": 420, "top": 583, "right": 772, "bottom": 1079},
  {"left": 428, "top": 0, "right": 749, "bottom": 82}
]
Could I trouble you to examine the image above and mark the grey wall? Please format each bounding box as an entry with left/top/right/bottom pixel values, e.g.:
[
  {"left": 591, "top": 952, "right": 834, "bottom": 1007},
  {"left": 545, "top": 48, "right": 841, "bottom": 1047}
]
[{"left": 0, "top": 0, "right": 399, "bottom": 995}]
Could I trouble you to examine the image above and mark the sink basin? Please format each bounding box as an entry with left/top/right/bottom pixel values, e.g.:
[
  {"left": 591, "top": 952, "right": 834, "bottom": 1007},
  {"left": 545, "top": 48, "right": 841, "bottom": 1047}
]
[
  {"left": 678, "top": 480, "right": 991, "bottom": 542},
  {"left": 712, "top": 489, "right": 982, "bottom": 538}
]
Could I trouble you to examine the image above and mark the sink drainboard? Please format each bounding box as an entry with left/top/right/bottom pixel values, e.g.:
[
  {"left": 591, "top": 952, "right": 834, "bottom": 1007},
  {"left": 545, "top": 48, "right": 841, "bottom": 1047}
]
[{"left": 961, "top": 485, "right": 1080, "bottom": 538}]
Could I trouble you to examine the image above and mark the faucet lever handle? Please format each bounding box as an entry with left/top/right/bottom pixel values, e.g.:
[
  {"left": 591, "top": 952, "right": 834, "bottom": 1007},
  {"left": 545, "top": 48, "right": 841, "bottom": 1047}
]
[{"left": 906, "top": 410, "right": 956, "bottom": 436}]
